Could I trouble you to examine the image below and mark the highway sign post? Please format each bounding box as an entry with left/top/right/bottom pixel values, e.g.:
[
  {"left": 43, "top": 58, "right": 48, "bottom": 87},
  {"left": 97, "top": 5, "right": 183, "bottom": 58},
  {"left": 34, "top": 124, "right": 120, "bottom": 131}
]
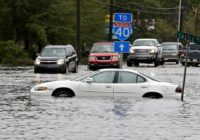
[
  {"left": 177, "top": 31, "right": 200, "bottom": 101},
  {"left": 113, "top": 13, "right": 132, "bottom": 68}
]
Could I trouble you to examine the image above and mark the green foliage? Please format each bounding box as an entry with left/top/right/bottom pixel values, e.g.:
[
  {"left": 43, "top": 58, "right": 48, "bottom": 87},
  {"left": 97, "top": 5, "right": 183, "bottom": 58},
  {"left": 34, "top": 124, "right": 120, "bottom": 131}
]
[
  {"left": 0, "top": 0, "right": 200, "bottom": 66},
  {"left": 0, "top": 40, "right": 33, "bottom": 66}
]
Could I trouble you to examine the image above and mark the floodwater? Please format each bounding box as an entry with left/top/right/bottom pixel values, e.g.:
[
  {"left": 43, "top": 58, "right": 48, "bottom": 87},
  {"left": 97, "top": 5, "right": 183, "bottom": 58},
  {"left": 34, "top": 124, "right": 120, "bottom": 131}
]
[{"left": 0, "top": 64, "right": 200, "bottom": 140}]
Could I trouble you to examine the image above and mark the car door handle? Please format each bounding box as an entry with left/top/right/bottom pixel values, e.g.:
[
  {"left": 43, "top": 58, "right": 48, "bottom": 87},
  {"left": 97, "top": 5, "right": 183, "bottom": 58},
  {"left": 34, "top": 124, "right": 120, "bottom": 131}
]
[
  {"left": 106, "top": 85, "right": 112, "bottom": 88},
  {"left": 141, "top": 86, "right": 148, "bottom": 88}
]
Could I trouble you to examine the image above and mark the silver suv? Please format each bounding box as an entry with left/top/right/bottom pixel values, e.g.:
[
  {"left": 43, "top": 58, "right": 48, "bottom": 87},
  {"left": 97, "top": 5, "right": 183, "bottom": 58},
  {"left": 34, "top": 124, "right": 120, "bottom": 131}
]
[{"left": 34, "top": 45, "right": 78, "bottom": 74}]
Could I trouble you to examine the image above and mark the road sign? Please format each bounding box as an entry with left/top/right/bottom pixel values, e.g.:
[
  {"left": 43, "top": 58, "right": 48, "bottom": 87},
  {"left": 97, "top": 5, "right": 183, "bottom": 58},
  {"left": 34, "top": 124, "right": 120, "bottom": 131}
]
[
  {"left": 113, "top": 26, "right": 132, "bottom": 41},
  {"left": 177, "top": 31, "right": 200, "bottom": 44},
  {"left": 114, "top": 41, "right": 130, "bottom": 53},
  {"left": 114, "top": 13, "right": 132, "bottom": 23}
]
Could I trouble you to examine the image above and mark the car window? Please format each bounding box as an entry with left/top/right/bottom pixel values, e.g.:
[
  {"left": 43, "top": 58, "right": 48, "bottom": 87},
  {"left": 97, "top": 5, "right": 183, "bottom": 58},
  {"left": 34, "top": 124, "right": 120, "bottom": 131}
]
[
  {"left": 41, "top": 48, "right": 66, "bottom": 57},
  {"left": 189, "top": 44, "right": 200, "bottom": 50},
  {"left": 162, "top": 44, "right": 178, "bottom": 51},
  {"left": 91, "top": 44, "right": 114, "bottom": 53},
  {"left": 118, "top": 72, "right": 146, "bottom": 83},
  {"left": 133, "top": 40, "right": 155, "bottom": 47},
  {"left": 90, "top": 71, "right": 116, "bottom": 83}
]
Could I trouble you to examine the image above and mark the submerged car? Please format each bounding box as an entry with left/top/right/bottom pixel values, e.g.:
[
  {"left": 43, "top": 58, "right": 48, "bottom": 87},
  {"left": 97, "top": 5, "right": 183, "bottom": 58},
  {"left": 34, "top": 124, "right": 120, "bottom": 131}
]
[
  {"left": 88, "top": 42, "right": 120, "bottom": 70},
  {"left": 34, "top": 45, "right": 78, "bottom": 74},
  {"left": 161, "top": 42, "right": 183, "bottom": 64},
  {"left": 31, "top": 69, "right": 182, "bottom": 99}
]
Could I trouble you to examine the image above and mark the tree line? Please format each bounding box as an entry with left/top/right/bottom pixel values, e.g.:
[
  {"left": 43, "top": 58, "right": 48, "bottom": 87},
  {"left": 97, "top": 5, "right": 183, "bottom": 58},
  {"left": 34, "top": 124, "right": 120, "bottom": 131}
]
[{"left": 0, "top": 0, "right": 199, "bottom": 65}]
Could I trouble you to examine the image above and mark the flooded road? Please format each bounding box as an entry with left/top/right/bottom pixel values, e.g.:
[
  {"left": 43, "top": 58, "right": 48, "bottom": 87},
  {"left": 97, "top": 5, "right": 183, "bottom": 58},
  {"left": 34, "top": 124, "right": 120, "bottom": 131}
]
[{"left": 0, "top": 64, "right": 200, "bottom": 140}]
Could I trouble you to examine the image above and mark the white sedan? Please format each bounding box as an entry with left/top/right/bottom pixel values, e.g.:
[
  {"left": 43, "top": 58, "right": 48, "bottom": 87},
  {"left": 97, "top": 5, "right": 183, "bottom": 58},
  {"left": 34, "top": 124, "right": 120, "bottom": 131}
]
[{"left": 31, "top": 69, "right": 182, "bottom": 99}]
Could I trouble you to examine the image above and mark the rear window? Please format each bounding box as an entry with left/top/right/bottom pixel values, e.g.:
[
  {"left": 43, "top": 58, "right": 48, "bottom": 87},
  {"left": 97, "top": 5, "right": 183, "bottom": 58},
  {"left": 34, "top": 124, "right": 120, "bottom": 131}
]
[
  {"left": 190, "top": 44, "right": 200, "bottom": 50},
  {"left": 91, "top": 44, "right": 114, "bottom": 53}
]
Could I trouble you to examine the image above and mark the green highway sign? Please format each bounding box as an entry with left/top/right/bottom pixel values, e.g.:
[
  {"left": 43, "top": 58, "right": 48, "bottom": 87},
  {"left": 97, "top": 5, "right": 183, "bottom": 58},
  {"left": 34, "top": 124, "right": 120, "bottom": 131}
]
[{"left": 177, "top": 31, "right": 200, "bottom": 44}]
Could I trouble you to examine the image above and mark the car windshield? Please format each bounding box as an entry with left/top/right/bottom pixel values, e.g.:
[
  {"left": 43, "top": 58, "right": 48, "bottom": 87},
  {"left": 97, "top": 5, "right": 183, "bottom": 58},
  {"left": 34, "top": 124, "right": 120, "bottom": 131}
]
[
  {"left": 41, "top": 48, "right": 66, "bottom": 57},
  {"left": 133, "top": 40, "right": 155, "bottom": 47},
  {"left": 190, "top": 44, "right": 200, "bottom": 50},
  {"left": 162, "top": 44, "right": 178, "bottom": 50},
  {"left": 73, "top": 71, "right": 97, "bottom": 81},
  {"left": 91, "top": 44, "right": 114, "bottom": 53}
]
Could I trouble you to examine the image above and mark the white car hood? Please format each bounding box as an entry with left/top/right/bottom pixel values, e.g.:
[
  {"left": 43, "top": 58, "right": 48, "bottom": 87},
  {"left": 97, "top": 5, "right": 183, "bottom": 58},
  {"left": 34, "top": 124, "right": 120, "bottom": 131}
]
[{"left": 131, "top": 46, "right": 157, "bottom": 49}]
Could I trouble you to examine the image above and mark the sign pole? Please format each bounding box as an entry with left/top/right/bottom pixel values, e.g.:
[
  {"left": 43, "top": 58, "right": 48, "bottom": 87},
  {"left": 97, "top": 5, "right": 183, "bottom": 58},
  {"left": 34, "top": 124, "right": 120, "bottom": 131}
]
[
  {"left": 181, "top": 41, "right": 189, "bottom": 101},
  {"left": 120, "top": 53, "right": 123, "bottom": 68}
]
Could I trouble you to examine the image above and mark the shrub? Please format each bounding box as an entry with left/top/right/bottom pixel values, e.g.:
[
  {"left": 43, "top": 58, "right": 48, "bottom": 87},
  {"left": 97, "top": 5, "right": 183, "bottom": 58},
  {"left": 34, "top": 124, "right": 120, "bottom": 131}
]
[{"left": 0, "top": 40, "right": 34, "bottom": 66}]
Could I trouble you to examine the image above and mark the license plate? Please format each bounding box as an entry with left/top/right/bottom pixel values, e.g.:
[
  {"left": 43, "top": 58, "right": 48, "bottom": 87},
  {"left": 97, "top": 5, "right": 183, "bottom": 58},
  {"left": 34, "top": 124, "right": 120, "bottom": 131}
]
[{"left": 193, "top": 59, "right": 197, "bottom": 62}]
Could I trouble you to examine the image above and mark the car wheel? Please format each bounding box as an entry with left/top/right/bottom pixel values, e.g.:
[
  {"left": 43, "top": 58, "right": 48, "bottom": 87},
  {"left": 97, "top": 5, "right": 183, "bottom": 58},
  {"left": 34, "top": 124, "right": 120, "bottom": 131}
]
[
  {"left": 133, "top": 61, "right": 139, "bottom": 67},
  {"left": 176, "top": 60, "right": 179, "bottom": 64},
  {"left": 127, "top": 60, "right": 132, "bottom": 67},
  {"left": 72, "top": 62, "right": 78, "bottom": 73},
  {"left": 54, "top": 90, "right": 73, "bottom": 97},
  {"left": 34, "top": 67, "right": 39, "bottom": 73},
  {"left": 88, "top": 65, "right": 94, "bottom": 70},
  {"left": 154, "top": 60, "right": 159, "bottom": 67}
]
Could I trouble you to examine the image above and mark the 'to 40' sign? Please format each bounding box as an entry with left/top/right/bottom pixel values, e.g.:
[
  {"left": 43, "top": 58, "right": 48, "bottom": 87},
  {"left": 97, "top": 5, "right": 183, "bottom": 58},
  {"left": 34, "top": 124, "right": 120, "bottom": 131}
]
[
  {"left": 114, "top": 27, "right": 132, "bottom": 41},
  {"left": 113, "top": 13, "right": 133, "bottom": 41}
]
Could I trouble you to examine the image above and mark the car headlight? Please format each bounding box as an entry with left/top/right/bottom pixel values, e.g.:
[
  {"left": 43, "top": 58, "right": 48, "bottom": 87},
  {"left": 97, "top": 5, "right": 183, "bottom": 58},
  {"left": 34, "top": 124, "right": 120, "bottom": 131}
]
[
  {"left": 34, "top": 86, "right": 48, "bottom": 91},
  {"left": 149, "top": 49, "right": 156, "bottom": 53},
  {"left": 130, "top": 48, "right": 135, "bottom": 54},
  {"left": 57, "top": 59, "right": 65, "bottom": 65},
  {"left": 88, "top": 56, "right": 96, "bottom": 61},
  {"left": 35, "top": 58, "right": 40, "bottom": 65},
  {"left": 112, "top": 56, "right": 119, "bottom": 61}
]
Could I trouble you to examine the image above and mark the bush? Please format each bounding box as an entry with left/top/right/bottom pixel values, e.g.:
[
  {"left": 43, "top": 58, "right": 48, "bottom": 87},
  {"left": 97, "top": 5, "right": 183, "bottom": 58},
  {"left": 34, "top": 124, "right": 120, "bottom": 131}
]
[{"left": 0, "top": 40, "right": 34, "bottom": 66}]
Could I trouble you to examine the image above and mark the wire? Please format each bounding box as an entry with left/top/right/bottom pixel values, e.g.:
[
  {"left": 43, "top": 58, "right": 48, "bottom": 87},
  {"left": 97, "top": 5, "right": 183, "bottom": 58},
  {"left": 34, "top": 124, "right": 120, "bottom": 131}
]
[
  {"left": 127, "top": 2, "right": 179, "bottom": 10},
  {"left": 90, "top": 0, "right": 178, "bottom": 15}
]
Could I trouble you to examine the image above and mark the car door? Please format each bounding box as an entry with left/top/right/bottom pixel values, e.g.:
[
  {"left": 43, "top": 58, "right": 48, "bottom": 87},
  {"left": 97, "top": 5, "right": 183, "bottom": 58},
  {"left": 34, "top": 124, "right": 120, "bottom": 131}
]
[
  {"left": 78, "top": 71, "right": 116, "bottom": 97},
  {"left": 113, "top": 71, "right": 149, "bottom": 98}
]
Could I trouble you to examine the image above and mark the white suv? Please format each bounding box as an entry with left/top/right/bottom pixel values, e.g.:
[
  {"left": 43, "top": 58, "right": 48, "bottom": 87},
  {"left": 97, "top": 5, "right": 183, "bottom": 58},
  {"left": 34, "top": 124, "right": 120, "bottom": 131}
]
[{"left": 127, "top": 38, "right": 164, "bottom": 67}]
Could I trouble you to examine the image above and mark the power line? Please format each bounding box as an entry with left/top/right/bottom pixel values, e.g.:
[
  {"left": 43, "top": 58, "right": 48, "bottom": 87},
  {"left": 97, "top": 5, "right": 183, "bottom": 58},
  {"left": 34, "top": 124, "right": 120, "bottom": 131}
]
[
  {"left": 90, "top": 0, "right": 178, "bottom": 15},
  {"left": 127, "top": 2, "right": 179, "bottom": 10}
]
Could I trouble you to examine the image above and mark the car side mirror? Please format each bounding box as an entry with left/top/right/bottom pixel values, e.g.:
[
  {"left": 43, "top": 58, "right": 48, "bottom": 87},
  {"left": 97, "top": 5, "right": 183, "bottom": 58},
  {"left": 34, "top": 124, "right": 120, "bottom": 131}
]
[
  {"left": 158, "top": 44, "right": 161, "bottom": 47},
  {"left": 84, "top": 78, "right": 93, "bottom": 83},
  {"left": 36, "top": 53, "right": 40, "bottom": 56}
]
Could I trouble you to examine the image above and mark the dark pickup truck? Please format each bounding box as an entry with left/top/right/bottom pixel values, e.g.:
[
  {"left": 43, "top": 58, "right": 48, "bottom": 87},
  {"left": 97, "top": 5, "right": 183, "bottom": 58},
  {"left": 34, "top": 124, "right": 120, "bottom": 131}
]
[{"left": 180, "top": 43, "right": 200, "bottom": 66}]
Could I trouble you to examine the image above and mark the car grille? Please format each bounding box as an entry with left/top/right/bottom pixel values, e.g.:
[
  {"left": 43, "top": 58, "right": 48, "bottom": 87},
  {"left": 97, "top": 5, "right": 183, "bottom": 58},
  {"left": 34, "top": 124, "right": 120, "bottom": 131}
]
[
  {"left": 40, "top": 61, "right": 57, "bottom": 64},
  {"left": 135, "top": 49, "right": 149, "bottom": 53},
  {"left": 96, "top": 56, "right": 111, "bottom": 60}
]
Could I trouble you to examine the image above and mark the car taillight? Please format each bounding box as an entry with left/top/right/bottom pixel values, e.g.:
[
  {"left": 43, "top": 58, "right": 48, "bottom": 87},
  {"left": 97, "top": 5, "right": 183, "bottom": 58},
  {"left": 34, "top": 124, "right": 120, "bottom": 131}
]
[
  {"left": 112, "top": 56, "right": 119, "bottom": 61},
  {"left": 88, "top": 56, "right": 96, "bottom": 61},
  {"left": 175, "top": 86, "right": 182, "bottom": 93}
]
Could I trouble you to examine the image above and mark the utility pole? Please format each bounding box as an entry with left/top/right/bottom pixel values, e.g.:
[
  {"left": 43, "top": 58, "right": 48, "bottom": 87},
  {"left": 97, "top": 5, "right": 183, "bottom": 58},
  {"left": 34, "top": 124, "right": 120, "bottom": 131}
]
[
  {"left": 109, "top": 0, "right": 114, "bottom": 41},
  {"left": 178, "top": 0, "right": 182, "bottom": 31},
  {"left": 76, "top": 0, "right": 81, "bottom": 60}
]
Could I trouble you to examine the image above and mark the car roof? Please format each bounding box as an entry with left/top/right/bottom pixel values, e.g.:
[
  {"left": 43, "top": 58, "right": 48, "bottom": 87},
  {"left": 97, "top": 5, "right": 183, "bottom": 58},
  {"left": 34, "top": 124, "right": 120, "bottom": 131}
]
[
  {"left": 45, "top": 44, "right": 73, "bottom": 48},
  {"left": 98, "top": 68, "right": 139, "bottom": 74}
]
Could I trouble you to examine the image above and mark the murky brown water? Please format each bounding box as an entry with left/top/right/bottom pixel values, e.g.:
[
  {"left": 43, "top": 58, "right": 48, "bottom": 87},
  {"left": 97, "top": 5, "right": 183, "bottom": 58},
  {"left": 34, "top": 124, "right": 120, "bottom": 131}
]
[{"left": 0, "top": 64, "right": 200, "bottom": 140}]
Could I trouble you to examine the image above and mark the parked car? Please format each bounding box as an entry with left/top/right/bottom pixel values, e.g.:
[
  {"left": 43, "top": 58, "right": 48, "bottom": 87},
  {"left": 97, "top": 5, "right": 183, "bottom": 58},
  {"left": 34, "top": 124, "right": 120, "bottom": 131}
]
[
  {"left": 180, "top": 43, "right": 200, "bottom": 66},
  {"left": 34, "top": 45, "right": 78, "bottom": 73},
  {"left": 161, "top": 42, "right": 183, "bottom": 64},
  {"left": 31, "top": 69, "right": 182, "bottom": 99},
  {"left": 127, "top": 38, "right": 164, "bottom": 67},
  {"left": 88, "top": 42, "right": 120, "bottom": 70}
]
